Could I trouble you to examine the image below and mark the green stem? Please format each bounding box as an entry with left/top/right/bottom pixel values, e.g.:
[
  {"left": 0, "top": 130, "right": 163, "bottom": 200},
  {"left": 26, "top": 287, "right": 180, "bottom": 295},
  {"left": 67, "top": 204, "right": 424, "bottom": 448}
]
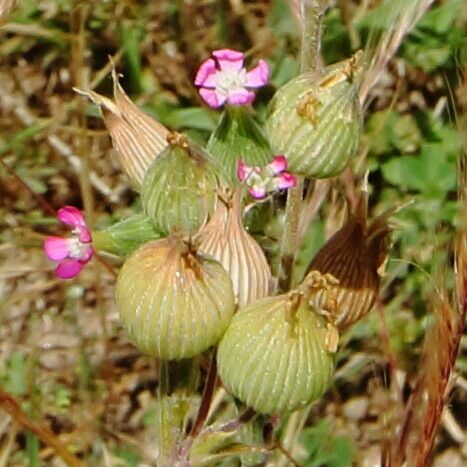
[
  {"left": 276, "top": 405, "right": 312, "bottom": 467},
  {"left": 299, "top": 0, "right": 327, "bottom": 74},
  {"left": 277, "top": 2, "right": 328, "bottom": 292}
]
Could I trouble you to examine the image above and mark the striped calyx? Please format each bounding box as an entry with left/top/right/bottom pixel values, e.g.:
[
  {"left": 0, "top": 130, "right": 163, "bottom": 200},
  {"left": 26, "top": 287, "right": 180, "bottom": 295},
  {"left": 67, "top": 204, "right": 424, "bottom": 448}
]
[
  {"left": 305, "top": 194, "right": 393, "bottom": 331},
  {"left": 74, "top": 67, "right": 169, "bottom": 188},
  {"left": 141, "top": 133, "right": 221, "bottom": 236},
  {"left": 265, "top": 53, "right": 363, "bottom": 179},
  {"left": 207, "top": 106, "right": 271, "bottom": 184},
  {"left": 198, "top": 189, "right": 272, "bottom": 307},
  {"left": 217, "top": 288, "right": 335, "bottom": 415},
  {"left": 116, "top": 237, "right": 235, "bottom": 360}
]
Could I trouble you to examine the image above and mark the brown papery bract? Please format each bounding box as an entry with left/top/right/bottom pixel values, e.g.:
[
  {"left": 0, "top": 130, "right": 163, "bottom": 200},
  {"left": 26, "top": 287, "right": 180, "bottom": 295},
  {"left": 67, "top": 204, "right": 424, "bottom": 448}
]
[
  {"left": 74, "top": 66, "right": 169, "bottom": 187},
  {"left": 198, "top": 189, "right": 272, "bottom": 307},
  {"left": 305, "top": 192, "right": 393, "bottom": 331}
]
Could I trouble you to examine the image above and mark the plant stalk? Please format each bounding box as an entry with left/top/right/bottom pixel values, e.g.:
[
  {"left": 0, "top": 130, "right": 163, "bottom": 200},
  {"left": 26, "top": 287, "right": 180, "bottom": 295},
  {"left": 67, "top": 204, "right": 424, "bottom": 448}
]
[
  {"left": 276, "top": 0, "right": 329, "bottom": 463},
  {"left": 278, "top": 0, "right": 327, "bottom": 292}
]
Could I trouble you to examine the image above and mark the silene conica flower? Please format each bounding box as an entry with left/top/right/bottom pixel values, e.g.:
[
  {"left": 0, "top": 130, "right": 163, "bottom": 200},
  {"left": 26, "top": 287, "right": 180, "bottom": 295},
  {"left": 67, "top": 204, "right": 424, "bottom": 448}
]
[{"left": 44, "top": 206, "right": 93, "bottom": 279}]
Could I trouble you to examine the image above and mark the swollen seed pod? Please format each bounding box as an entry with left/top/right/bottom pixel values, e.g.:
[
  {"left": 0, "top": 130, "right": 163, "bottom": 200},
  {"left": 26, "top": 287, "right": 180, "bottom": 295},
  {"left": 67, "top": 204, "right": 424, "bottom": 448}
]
[
  {"left": 116, "top": 238, "right": 235, "bottom": 360},
  {"left": 265, "top": 53, "right": 363, "bottom": 179},
  {"left": 141, "top": 132, "right": 221, "bottom": 235},
  {"left": 198, "top": 190, "right": 272, "bottom": 306},
  {"left": 217, "top": 283, "right": 335, "bottom": 415},
  {"left": 305, "top": 193, "right": 393, "bottom": 331}
]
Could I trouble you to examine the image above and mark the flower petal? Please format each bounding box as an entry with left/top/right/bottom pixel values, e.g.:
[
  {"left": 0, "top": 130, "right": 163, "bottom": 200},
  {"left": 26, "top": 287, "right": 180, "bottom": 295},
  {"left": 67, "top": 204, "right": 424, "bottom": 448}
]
[
  {"left": 227, "top": 88, "right": 255, "bottom": 106},
  {"left": 213, "top": 49, "right": 244, "bottom": 71},
  {"left": 249, "top": 186, "right": 267, "bottom": 199},
  {"left": 57, "top": 206, "right": 86, "bottom": 229},
  {"left": 44, "top": 236, "right": 71, "bottom": 261},
  {"left": 77, "top": 228, "right": 92, "bottom": 243},
  {"left": 199, "top": 88, "right": 227, "bottom": 108},
  {"left": 237, "top": 160, "right": 249, "bottom": 181},
  {"left": 194, "top": 58, "right": 218, "bottom": 88},
  {"left": 55, "top": 259, "right": 84, "bottom": 279},
  {"left": 245, "top": 59, "right": 269, "bottom": 88},
  {"left": 269, "top": 155, "right": 287, "bottom": 174},
  {"left": 81, "top": 245, "right": 94, "bottom": 262},
  {"left": 276, "top": 172, "right": 297, "bottom": 190}
]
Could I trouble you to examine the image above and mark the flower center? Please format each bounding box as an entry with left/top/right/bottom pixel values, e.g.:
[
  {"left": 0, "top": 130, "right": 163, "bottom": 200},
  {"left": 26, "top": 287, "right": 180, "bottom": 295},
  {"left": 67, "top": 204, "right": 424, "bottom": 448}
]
[
  {"left": 68, "top": 237, "right": 90, "bottom": 260},
  {"left": 216, "top": 68, "right": 247, "bottom": 95}
]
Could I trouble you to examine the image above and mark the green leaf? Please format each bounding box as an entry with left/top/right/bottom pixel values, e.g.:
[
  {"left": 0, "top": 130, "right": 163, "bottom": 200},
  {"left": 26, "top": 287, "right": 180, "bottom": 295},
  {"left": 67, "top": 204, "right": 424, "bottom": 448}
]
[
  {"left": 2, "top": 351, "right": 26, "bottom": 396},
  {"left": 301, "top": 419, "right": 355, "bottom": 467}
]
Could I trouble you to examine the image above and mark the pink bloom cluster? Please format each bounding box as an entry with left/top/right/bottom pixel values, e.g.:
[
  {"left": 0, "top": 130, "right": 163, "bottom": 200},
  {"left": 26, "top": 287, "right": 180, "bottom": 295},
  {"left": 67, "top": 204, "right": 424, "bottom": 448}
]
[
  {"left": 237, "top": 155, "right": 297, "bottom": 199},
  {"left": 195, "top": 49, "right": 269, "bottom": 108},
  {"left": 44, "top": 206, "right": 93, "bottom": 279}
]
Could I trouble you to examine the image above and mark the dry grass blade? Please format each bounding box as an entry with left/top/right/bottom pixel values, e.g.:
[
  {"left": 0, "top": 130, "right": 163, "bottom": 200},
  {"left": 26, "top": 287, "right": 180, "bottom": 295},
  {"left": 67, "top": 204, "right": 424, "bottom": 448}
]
[
  {"left": 0, "top": 389, "right": 83, "bottom": 467},
  {"left": 359, "top": 0, "right": 436, "bottom": 105},
  {"left": 394, "top": 141, "right": 467, "bottom": 467}
]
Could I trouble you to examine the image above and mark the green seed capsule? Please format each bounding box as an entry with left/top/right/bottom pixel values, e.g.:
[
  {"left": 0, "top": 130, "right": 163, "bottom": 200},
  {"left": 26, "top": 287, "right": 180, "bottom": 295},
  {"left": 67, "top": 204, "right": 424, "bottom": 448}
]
[
  {"left": 116, "top": 238, "right": 235, "bottom": 360},
  {"left": 141, "top": 132, "right": 221, "bottom": 235},
  {"left": 217, "top": 293, "right": 335, "bottom": 415},
  {"left": 265, "top": 54, "right": 363, "bottom": 179},
  {"left": 207, "top": 106, "right": 271, "bottom": 184}
]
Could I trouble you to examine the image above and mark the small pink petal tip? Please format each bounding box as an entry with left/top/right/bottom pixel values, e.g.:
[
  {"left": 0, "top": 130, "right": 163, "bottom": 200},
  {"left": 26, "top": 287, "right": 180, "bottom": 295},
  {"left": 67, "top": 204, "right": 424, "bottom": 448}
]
[
  {"left": 277, "top": 172, "right": 297, "bottom": 190},
  {"left": 269, "top": 155, "right": 287, "bottom": 174},
  {"left": 55, "top": 259, "right": 84, "bottom": 279},
  {"left": 213, "top": 49, "right": 244, "bottom": 71},
  {"left": 194, "top": 58, "right": 218, "bottom": 87},
  {"left": 245, "top": 60, "right": 270, "bottom": 88}
]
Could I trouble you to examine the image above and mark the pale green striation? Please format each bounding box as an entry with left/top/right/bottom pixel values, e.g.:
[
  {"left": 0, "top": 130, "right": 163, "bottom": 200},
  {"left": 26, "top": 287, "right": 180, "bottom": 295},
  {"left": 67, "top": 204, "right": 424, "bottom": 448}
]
[
  {"left": 141, "top": 140, "right": 221, "bottom": 235},
  {"left": 265, "top": 57, "right": 362, "bottom": 179},
  {"left": 116, "top": 238, "right": 235, "bottom": 360},
  {"left": 217, "top": 295, "right": 334, "bottom": 415},
  {"left": 207, "top": 106, "right": 271, "bottom": 184}
]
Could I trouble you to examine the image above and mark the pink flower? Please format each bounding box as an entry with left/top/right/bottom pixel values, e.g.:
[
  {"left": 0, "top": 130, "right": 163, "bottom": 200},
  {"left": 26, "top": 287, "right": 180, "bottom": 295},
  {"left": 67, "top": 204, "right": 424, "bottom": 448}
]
[
  {"left": 195, "top": 49, "right": 269, "bottom": 108},
  {"left": 237, "top": 155, "right": 297, "bottom": 199},
  {"left": 44, "top": 206, "right": 94, "bottom": 279}
]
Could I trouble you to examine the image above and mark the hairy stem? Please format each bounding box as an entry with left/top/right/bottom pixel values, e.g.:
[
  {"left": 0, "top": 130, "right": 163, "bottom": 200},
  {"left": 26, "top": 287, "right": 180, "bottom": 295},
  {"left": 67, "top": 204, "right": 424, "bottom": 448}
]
[{"left": 278, "top": 0, "right": 328, "bottom": 292}]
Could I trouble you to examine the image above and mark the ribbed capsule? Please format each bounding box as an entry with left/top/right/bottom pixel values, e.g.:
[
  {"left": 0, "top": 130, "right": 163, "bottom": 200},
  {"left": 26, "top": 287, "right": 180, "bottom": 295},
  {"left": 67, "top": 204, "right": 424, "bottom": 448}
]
[
  {"left": 116, "top": 238, "right": 235, "bottom": 360},
  {"left": 305, "top": 195, "right": 393, "bottom": 331},
  {"left": 265, "top": 54, "right": 363, "bottom": 179},
  {"left": 207, "top": 106, "right": 271, "bottom": 184},
  {"left": 141, "top": 133, "right": 221, "bottom": 235},
  {"left": 217, "top": 291, "right": 335, "bottom": 415},
  {"left": 198, "top": 191, "right": 272, "bottom": 307}
]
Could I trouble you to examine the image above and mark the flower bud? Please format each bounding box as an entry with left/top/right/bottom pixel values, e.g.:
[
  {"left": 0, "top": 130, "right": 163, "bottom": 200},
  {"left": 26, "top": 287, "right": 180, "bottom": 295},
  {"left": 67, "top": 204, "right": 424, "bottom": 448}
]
[
  {"left": 207, "top": 106, "right": 271, "bottom": 184},
  {"left": 198, "top": 190, "right": 272, "bottom": 306},
  {"left": 217, "top": 283, "right": 335, "bottom": 415},
  {"left": 305, "top": 194, "right": 392, "bottom": 330},
  {"left": 265, "top": 53, "right": 363, "bottom": 179},
  {"left": 116, "top": 238, "right": 235, "bottom": 360},
  {"left": 141, "top": 133, "right": 222, "bottom": 235}
]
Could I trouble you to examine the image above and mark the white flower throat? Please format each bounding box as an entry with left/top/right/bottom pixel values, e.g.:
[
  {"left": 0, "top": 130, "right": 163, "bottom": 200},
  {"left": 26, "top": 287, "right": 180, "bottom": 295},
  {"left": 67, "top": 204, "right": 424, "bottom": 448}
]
[
  {"left": 216, "top": 68, "right": 247, "bottom": 95},
  {"left": 68, "top": 237, "right": 89, "bottom": 260}
]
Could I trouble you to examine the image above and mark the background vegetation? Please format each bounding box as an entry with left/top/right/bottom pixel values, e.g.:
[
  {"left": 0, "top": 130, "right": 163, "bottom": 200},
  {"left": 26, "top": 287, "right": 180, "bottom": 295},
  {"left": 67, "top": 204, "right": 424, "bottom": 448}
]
[{"left": 0, "top": 0, "right": 466, "bottom": 465}]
